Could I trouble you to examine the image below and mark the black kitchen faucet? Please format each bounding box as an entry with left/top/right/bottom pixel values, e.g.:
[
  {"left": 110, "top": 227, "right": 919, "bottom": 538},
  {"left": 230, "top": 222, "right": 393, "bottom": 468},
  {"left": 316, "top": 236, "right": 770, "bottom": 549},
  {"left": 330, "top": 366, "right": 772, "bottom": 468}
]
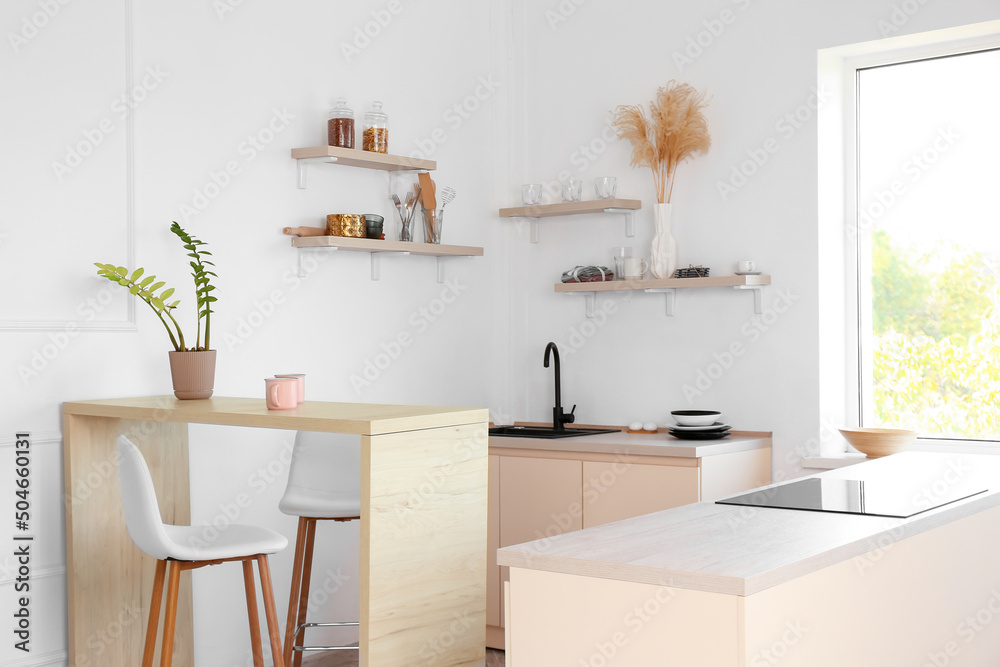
[{"left": 543, "top": 342, "right": 576, "bottom": 432}]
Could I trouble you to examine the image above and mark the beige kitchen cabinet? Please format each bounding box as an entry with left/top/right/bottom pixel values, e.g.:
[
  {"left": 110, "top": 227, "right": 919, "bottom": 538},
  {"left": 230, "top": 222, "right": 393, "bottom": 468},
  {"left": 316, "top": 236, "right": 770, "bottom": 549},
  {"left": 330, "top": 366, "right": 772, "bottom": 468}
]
[
  {"left": 486, "top": 433, "right": 772, "bottom": 650},
  {"left": 582, "top": 457, "right": 700, "bottom": 528},
  {"left": 489, "top": 455, "right": 583, "bottom": 647}
]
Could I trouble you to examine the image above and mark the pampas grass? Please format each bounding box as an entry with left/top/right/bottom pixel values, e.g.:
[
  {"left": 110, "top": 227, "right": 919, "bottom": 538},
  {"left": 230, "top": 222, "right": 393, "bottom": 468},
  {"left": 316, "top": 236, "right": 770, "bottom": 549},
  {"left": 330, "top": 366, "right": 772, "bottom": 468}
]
[{"left": 613, "top": 81, "right": 711, "bottom": 204}]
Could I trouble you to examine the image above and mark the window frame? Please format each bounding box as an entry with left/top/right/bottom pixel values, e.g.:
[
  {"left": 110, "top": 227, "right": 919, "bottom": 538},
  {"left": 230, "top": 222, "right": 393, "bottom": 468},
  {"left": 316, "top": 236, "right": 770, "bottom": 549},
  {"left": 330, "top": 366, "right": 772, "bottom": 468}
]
[{"left": 816, "top": 20, "right": 1000, "bottom": 457}]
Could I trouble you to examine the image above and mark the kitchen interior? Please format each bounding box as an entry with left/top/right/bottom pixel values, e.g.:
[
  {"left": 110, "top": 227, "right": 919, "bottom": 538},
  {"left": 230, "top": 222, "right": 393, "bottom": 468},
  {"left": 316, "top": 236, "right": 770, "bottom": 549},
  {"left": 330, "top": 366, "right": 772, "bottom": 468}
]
[{"left": 3, "top": 1, "right": 1000, "bottom": 666}]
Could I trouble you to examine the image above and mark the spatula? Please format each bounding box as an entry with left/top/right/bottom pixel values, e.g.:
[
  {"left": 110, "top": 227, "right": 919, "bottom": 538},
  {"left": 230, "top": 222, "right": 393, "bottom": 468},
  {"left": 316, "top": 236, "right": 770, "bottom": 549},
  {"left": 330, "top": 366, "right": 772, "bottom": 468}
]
[{"left": 418, "top": 172, "right": 437, "bottom": 241}]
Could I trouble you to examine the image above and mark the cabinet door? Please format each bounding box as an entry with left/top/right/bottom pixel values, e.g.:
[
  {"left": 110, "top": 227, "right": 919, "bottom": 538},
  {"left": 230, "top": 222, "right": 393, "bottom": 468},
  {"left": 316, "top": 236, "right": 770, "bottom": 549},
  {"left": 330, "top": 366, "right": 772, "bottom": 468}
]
[
  {"left": 499, "top": 456, "right": 584, "bottom": 546},
  {"left": 498, "top": 456, "right": 583, "bottom": 627},
  {"left": 582, "top": 460, "right": 699, "bottom": 528},
  {"left": 487, "top": 455, "right": 501, "bottom": 628}
]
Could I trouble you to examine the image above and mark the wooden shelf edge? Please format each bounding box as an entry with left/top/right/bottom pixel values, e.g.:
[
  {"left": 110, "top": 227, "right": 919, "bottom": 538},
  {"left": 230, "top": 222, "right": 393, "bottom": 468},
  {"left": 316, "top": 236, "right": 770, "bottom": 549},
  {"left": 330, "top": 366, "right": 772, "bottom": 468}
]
[
  {"left": 290, "top": 146, "right": 436, "bottom": 172},
  {"left": 554, "top": 275, "right": 771, "bottom": 293},
  {"left": 292, "top": 235, "right": 483, "bottom": 257},
  {"left": 498, "top": 198, "right": 642, "bottom": 218}
]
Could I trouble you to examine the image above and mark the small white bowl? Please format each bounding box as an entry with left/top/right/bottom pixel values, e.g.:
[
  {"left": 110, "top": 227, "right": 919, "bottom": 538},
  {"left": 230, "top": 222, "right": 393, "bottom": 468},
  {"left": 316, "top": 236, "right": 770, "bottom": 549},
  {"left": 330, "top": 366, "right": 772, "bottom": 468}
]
[{"left": 671, "top": 410, "right": 722, "bottom": 427}]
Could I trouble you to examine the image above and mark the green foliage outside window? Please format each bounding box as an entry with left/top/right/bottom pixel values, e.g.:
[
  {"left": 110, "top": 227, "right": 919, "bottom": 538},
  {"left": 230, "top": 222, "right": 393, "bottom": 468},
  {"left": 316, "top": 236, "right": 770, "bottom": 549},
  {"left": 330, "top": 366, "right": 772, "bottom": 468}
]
[{"left": 871, "top": 229, "right": 1000, "bottom": 439}]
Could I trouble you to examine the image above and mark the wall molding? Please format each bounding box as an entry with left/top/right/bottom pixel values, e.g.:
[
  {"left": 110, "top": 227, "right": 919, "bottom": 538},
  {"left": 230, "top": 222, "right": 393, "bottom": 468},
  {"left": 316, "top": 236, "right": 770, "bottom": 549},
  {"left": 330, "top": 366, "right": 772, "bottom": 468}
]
[
  {"left": 0, "top": 0, "right": 136, "bottom": 332},
  {"left": 5, "top": 649, "right": 69, "bottom": 667},
  {"left": 0, "top": 565, "right": 66, "bottom": 588},
  {"left": 0, "top": 431, "right": 62, "bottom": 448}
]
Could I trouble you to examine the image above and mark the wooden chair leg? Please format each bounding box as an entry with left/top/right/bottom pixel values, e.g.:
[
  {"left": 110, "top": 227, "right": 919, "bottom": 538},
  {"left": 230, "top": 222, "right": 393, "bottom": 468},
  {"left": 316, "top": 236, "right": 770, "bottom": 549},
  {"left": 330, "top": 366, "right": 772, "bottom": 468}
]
[
  {"left": 142, "top": 560, "right": 167, "bottom": 667},
  {"left": 160, "top": 561, "right": 181, "bottom": 667},
  {"left": 293, "top": 519, "right": 318, "bottom": 667},
  {"left": 283, "top": 517, "right": 309, "bottom": 667},
  {"left": 256, "top": 555, "right": 286, "bottom": 667},
  {"left": 243, "top": 559, "right": 264, "bottom": 667}
]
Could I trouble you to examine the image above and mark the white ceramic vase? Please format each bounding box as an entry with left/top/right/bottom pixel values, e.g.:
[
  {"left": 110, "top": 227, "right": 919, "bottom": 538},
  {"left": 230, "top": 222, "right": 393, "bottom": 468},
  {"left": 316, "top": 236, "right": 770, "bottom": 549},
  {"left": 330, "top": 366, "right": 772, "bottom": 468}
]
[{"left": 650, "top": 202, "right": 677, "bottom": 279}]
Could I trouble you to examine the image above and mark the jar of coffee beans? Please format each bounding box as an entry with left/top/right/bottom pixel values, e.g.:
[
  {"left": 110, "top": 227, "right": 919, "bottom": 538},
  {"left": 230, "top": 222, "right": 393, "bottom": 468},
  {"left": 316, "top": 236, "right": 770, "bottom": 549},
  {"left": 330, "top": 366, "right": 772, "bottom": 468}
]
[
  {"left": 327, "top": 97, "right": 355, "bottom": 148},
  {"left": 363, "top": 101, "right": 389, "bottom": 153}
]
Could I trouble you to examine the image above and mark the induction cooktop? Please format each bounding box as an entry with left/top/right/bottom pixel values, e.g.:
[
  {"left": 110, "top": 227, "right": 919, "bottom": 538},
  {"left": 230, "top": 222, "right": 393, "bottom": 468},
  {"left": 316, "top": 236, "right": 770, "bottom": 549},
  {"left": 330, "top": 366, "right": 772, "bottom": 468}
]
[{"left": 717, "top": 477, "right": 988, "bottom": 519}]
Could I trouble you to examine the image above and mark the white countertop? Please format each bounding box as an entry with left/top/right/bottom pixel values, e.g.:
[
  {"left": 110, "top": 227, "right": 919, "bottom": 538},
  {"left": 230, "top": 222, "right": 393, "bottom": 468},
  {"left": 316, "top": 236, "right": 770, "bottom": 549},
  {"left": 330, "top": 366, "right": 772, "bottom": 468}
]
[
  {"left": 497, "top": 451, "right": 1000, "bottom": 595},
  {"left": 489, "top": 429, "right": 772, "bottom": 458}
]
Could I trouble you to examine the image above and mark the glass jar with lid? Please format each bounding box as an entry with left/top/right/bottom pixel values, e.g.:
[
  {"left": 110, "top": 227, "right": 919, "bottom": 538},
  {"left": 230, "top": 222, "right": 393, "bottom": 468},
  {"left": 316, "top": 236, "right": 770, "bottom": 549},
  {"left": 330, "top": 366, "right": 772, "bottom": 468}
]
[
  {"left": 362, "top": 101, "right": 389, "bottom": 153},
  {"left": 327, "top": 97, "right": 355, "bottom": 149}
]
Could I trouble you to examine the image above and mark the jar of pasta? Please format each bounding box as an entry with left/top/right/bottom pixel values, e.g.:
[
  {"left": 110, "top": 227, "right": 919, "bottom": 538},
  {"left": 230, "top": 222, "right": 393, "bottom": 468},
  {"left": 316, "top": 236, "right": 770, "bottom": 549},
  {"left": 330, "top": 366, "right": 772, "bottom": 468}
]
[{"left": 362, "top": 101, "right": 388, "bottom": 153}]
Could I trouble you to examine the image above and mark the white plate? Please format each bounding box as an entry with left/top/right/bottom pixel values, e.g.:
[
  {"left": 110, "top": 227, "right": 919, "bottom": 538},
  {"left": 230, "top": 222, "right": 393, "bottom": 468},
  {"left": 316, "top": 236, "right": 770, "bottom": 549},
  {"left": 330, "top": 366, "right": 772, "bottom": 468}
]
[
  {"left": 669, "top": 422, "right": 731, "bottom": 431},
  {"left": 735, "top": 271, "right": 762, "bottom": 275}
]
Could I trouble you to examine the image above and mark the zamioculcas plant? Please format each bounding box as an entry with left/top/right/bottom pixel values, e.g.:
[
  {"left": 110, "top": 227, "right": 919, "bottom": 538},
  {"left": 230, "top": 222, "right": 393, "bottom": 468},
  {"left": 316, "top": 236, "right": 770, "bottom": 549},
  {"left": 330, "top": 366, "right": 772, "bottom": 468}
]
[{"left": 93, "top": 222, "right": 217, "bottom": 351}]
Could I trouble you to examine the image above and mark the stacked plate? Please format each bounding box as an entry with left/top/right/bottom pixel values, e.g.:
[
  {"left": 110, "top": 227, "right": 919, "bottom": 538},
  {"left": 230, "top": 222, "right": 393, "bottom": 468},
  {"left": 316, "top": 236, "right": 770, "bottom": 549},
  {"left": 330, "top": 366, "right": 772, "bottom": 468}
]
[{"left": 668, "top": 410, "right": 731, "bottom": 440}]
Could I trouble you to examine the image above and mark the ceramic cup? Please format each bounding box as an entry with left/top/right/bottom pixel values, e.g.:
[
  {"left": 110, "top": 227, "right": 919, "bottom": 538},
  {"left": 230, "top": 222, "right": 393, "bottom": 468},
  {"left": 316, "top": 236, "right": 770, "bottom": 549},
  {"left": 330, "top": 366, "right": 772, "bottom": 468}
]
[
  {"left": 274, "top": 374, "right": 305, "bottom": 403},
  {"left": 737, "top": 260, "right": 757, "bottom": 273},
  {"left": 623, "top": 257, "right": 649, "bottom": 279},
  {"left": 265, "top": 377, "right": 298, "bottom": 410}
]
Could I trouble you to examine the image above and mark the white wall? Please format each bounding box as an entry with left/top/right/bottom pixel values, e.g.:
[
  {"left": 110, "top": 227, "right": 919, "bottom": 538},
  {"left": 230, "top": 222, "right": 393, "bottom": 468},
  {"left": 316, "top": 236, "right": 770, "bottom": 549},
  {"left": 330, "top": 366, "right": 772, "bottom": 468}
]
[{"left": 1, "top": 0, "right": 997, "bottom": 665}]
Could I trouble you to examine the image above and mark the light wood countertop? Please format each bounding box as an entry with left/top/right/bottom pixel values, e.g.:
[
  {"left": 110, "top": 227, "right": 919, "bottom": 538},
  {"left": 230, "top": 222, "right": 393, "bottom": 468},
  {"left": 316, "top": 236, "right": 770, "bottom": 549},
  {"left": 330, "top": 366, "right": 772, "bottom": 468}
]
[
  {"left": 489, "top": 427, "right": 771, "bottom": 458},
  {"left": 497, "top": 451, "right": 1000, "bottom": 596},
  {"left": 63, "top": 395, "right": 488, "bottom": 436}
]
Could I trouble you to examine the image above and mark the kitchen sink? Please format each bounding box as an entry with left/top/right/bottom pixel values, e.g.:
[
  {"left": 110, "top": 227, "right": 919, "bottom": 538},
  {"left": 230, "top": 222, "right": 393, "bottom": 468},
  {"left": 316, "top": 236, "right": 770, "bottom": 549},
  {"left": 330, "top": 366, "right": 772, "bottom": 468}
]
[{"left": 489, "top": 425, "right": 620, "bottom": 439}]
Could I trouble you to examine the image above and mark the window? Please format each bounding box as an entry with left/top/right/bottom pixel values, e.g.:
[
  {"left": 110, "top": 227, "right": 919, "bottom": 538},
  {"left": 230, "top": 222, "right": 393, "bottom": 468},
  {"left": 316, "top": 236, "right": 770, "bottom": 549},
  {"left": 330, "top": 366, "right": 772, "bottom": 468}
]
[
  {"left": 818, "top": 21, "right": 1000, "bottom": 455},
  {"left": 857, "top": 48, "right": 1000, "bottom": 443}
]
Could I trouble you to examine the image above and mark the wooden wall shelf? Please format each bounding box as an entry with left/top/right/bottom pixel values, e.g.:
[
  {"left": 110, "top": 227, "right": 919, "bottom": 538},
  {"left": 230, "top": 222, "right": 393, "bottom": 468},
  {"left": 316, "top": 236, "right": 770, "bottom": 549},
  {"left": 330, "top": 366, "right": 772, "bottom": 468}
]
[
  {"left": 498, "top": 199, "right": 642, "bottom": 242},
  {"left": 556, "top": 274, "right": 771, "bottom": 317},
  {"left": 291, "top": 146, "right": 436, "bottom": 188},
  {"left": 291, "top": 236, "right": 484, "bottom": 282}
]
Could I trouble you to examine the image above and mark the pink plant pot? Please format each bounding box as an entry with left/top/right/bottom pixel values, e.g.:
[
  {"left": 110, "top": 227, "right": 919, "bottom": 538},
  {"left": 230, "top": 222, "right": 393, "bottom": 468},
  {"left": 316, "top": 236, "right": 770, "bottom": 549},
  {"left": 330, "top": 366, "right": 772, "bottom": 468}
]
[{"left": 168, "top": 350, "right": 217, "bottom": 400}]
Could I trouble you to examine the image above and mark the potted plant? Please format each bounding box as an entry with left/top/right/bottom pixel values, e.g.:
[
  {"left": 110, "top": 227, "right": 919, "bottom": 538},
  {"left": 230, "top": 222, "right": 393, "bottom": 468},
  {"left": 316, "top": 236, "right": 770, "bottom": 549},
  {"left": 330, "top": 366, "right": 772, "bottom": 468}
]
[
  {"left": 613, "top": 81, "right": 711, "bottom": 279},
  {"left": 94, "top": 222, "right": 218, "bottom": 399}
]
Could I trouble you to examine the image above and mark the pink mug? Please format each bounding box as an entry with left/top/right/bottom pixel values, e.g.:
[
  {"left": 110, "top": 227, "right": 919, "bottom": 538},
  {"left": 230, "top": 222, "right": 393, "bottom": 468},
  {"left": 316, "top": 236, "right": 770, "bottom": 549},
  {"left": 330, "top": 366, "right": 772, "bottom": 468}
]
[
  {"left": 265, "top": 377, "right": 298, "bottom": 410},
  {"left": 274, "top": 373, "right": 305, "bottom": 403}
]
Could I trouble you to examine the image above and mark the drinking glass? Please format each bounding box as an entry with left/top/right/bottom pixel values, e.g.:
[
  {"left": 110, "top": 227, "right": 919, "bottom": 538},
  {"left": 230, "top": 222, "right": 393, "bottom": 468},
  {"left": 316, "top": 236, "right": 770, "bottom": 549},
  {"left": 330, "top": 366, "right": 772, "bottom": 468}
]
[
  {"left": 562, "top": 179, "right": 583, "bottom": 202},
  {"left": 425, "top": 210, "right": 444, "bottom": 244},
  {"left": 611, "top": 246, "right": 632, "bottom": 280},
  {"left": 595, "top": 176, "right": 617, "bottom": 199},
  {"left": 521, "top": 184, "right": 543, "bottom": 205}
]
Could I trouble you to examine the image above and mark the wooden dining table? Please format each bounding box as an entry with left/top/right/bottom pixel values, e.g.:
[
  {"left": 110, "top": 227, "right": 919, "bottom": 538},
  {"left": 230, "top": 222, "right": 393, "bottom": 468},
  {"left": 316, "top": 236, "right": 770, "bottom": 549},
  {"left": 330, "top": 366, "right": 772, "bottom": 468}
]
[{"left": 62, "top": 396, "right": 489, "bottom": 666}]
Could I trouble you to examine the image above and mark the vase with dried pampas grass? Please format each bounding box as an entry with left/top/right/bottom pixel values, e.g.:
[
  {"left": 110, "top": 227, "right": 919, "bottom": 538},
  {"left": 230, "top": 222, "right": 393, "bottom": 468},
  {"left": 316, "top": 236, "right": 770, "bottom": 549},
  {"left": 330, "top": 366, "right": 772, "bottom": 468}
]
[{"left": 613, "top": 81, "right": 711, "bottom": 278}]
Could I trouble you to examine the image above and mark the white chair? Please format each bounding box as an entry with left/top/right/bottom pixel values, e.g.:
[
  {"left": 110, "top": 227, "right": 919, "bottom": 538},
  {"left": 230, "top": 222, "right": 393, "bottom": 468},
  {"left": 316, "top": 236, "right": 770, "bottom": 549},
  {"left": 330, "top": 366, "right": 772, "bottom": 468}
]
[
  {"left": 117, "top": 436, "right": 288, "bottom": 667},
  {"left": 279, "top": 431, "right": 362, "bottom": 667}
]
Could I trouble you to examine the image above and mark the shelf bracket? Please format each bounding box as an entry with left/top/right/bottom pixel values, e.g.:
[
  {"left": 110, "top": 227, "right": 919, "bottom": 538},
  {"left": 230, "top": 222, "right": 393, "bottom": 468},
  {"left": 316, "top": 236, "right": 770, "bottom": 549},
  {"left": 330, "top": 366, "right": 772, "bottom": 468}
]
[
  {"left": 436, "top": 256, "right": 445, "bottom": 283},
  {"left": 734, "top": 284, "right": 765, "bottom": 313},
  {"left": 604, "top": 208, "right": 637, "bottom": 238},
  {"left": 644, "top": 288, "right": 677, "bottom": 316},
  {"left": 529, "top": 218, "right": 540, "bottom": 243},
  {"left": 370, "top": 251, "right": 410, "bottom": 281},
  {"left": 296, "top": 157, "right": 339, "bottom": 189},
  {"left": 567, "top": 292, "right": 597, "bottom": 318}
]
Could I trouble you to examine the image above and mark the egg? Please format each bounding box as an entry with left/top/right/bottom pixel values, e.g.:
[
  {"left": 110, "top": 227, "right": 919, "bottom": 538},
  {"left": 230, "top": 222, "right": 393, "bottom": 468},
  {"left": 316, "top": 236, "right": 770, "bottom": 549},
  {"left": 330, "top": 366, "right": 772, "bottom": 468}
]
[
  {"left": 643, "top": 422, "right": 658, "bottom": 432},
  {"left": 628, "top": 421, "right": 644, "bottom": 431}
]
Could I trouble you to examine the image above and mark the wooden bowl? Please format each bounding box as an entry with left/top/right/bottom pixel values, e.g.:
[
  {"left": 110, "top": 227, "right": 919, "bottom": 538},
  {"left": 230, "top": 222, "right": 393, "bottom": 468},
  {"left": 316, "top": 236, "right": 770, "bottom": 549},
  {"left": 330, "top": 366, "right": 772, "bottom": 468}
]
[{"left": 839, "top": 427, "right": 918, "bottom": 458}]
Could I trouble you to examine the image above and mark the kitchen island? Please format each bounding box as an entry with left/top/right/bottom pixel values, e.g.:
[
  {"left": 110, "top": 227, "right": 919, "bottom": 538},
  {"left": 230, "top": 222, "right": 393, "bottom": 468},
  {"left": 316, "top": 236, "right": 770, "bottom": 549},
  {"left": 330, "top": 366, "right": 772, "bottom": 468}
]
[
  {"left": 62, "top": 396, "right": 489, "bottom": 667},
  {"left": 499, "top": 451, "right": 1000, "bottom": 666},
  {"left": 487, "top": 427, "right": 772, "bottom": 649}
]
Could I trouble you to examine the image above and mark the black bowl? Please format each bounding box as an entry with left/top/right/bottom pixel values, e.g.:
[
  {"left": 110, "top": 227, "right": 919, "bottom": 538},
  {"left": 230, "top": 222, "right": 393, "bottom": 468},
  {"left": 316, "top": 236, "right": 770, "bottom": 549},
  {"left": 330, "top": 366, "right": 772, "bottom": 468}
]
[{"left": 364, "top": 214, "right": 384, "bottom": 239}]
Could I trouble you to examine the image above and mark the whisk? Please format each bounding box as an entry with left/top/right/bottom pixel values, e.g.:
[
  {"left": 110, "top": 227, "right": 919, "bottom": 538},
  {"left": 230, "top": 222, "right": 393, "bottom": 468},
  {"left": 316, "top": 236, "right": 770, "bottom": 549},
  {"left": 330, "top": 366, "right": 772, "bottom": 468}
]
[{"left": 439, "top": 186, "right": 456, "bottom": 210}]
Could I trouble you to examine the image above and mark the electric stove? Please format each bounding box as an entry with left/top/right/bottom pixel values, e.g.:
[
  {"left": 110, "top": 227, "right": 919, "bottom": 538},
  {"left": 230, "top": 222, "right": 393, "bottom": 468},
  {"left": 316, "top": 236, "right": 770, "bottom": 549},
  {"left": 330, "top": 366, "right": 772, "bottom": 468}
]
[{"left": 717, "top": 476, "right": 987, "bottom": 519}]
